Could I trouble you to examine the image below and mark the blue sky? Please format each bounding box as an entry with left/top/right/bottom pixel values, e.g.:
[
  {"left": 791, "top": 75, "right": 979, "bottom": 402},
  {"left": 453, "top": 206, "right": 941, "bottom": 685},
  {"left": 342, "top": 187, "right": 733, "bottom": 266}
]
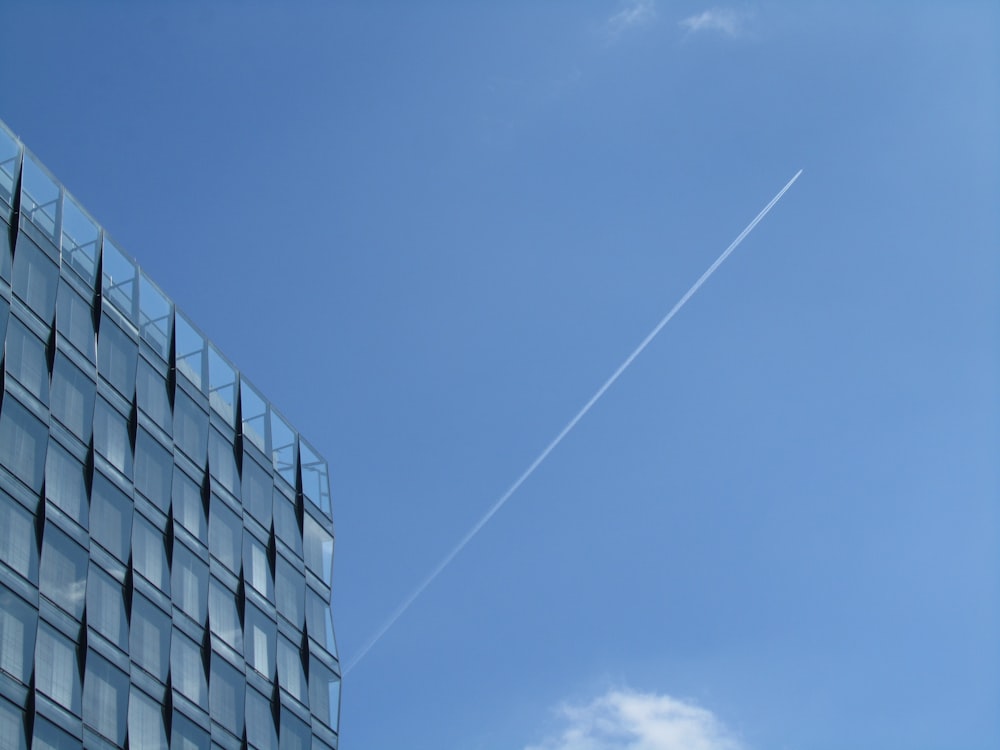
[{"left": 2, "top": 1, "right": 998, "bottom": 748}]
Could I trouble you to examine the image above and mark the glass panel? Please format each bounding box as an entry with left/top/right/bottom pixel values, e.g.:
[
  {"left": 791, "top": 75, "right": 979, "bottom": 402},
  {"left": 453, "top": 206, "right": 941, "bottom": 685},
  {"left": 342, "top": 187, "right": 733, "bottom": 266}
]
[
  {"left": 275, "top": 557, "right": 304, "bottom": 629},
  {"left": 209, "top": 654, "right": 244, "bottom": 737},
  {"left": 276, "top": 636, "right": 306, "bottom": 703},
  {"left": 135, "top": 357, "right": 170, "bottom": 431},
  {"left": 5, "top": 316, "right": 49, "bottom": 404},
  {"left": 86, "top": 565, "right": 127, "bottom": 652},
  {"left": 240, "top": 378, "right": 268, "bottom": 454},
  {"left": 208, "top": 346, "right": 236, "bottom": 427},
  {"left": 299, "top": 439, "right": 331, "bottom": 514},
  {"left": 130, "top": 593, "right": 169, "bottom": 681},
  {"left": 134, "top": 429, "right": 172, "bottom": 511},
  {"left": 0, "top": 124, "right": 19, "bottom": 207},
  {"left": 171, "top": 710, "right": 209, "bottom": 750},
  {"left": 246, "top": 687, "right": 277, "bottom": 750},
  {"left": 0, "top": 231, "right": 10, "bottom": 286},
  {"left": 305, "top": 588, "right": 337, "bottom": 658},
  {"left": 12, "top": 238, "right": 58, "bottom": 322},
  {"left": 0, "top": 587, "right": 36, "bottom": 684},
  {"left": 170, "top": 630, "right": 207, "bottom": 705},
  {"left": 39, "top": 523, "right": 86, "bottom": 618},
  {"left": 34, "top": 623, "right": 81, "bottom": 713},
  {"left": 90, "top": 473, "right": 133, "bottom": 561},
  {"left": 270, "top": 411, "right": 295, "bottom": 486},
  {"left": 172, "top": 542, "right": 207, "bottom": 624},
  {"left": 45, "top": 440, "right": 88, "bottom": 529},
  {"left": 308, "top": 659, "right": 340, "bottom": 729},
  {"left": 133, "top": 515, "right": 169, "bottom": 593},
  {"left": 93, "top": 398, "right": 133, "bottom": 479},
  {"left": 278, "top": 707, "right": 309, "bottom": 750},
  {"left": 56, "top": 281, "right": 96, "bottom": 361},
  {"left": 49, "top": 353, "right": 96, "bottom": 442},
  {"left": 31, "top": 716, "right": 76, "bottom": 750},
  {"left": 242, "top": 457, "right": 271, "bottom": 530},
  {"left": 128, "top": 687, "right": 167, "bottom": 750},
  {"left": 97, "top": 318, "right": 137, "bottom": 398},
  {"left": 243, "top": 534, "right": 272, "bottom": 601},
  {"left": 208, "top": 577, "right": 242, "bottom": 650},
  {"left": 273, "top": 492, "right": 301, "bottom": 558},
  {"left": 175, "top": 314, "right": 205, "bottom": 390},
  {"left": 60, "top": 194, "right": 99, "bottom": 286},
  {"left": 100, "top": 238, "right": 137, "bottom": 323},
  {"left": 0, "top": 696, "right": 26, "bottom": 750},
  {"left": 173, "top": 466, "right": 207, "bottom": 545},
  {"left": 0, "top": 394, "right": 47, "bottom": 492},
  {"left": 174, "top": 390, "right": 208, "bottom": 463},
  {"left": 82, "top": 651, "right": 128, "bottom": 744},
  {"left": 0, "top": 493, "right": 38, "bottom": 582},
  {"left": 244, "top": 603, "right": 275, "bottom": 678},
  {"left": 138, "top": 273, "right": 171, "bottom": 359},
  {"left": 20, "top": 156, "right": 59, "bottom": 241},
  {"left": 303, "top": 514, "right": 333, "bottom": 588},
  {"left": 209, "top": 499, "right": 241, "bottom": 572},
  {"left": 208, "top": 429, "right": 238, "bottom": 495}
]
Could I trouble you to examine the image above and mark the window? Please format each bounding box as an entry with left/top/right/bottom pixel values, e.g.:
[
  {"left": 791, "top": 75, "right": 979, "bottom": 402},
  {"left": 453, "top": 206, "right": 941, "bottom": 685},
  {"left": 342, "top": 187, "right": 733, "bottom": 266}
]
[
  {"left": 128, "top": 687, "right": 167, "bottom": 750},
  {"left": 0, "top": 696, "right": 26, "bottom": 750},
  {"left": 0, "top": 587, "right": 36, "bottom": 685},
  {"left": 275, "top": 557, "right": 304, "bottom": 628},
  {"left": 172, "top": 542, "right": 207, "bottom": 624},
  {"left": 270, "top": 411, "right": 296, "bottom": 486},
  {"left": 4, "top": 316, "right": 49, "bottom": 404},
  {"left": 0, "top": 394, "right": 47, "bottom": 492},
  {"left": 39, "top": 524, "right": 86, "bottom": 618},
  {"left": 34, "top": 623, "right": 81, "bottom": 713},
  {"left": 244, "top": 533, "right": 273, "bottom": 601},
  {"left": 132, "top": 515, "right": 169, "bottom": 593},
  {"left": 174, "top": 314, "right": 205, "bottom": 390},
  {"left": 209, "top": 653, "right": 245, "bottom": 737},
  {"left": 208, "top": 428, "right": 238, "bottom": 495},
  {"left": 309, "top": 658, "right": 341, "bottom": 729},
  {"left": 242, "top": 457, "right": 272, "bottom": 529},
  {"left": 130, "top": 593, "right": 169, "bottom": 681},
  {"left": 171, "top": 710, "right": 209, "bottom": 750},
  {"left": 45, "top": 440, "right": 88, "bottom": 530},
  {"left": 0, "top": 493, "right": 38, "bottom": 582},
  {"left": 86, "top": 565, "right": 127, "bottom": 652},
  {"left": 135, "top": 357, "right": 170, "bottom": 430},
  {"left": 208, "top": 578, "right": 243, "bottom": 651},
  {"left": 306, "top": 588, "right": 338, "bottom": 658},
  {"left": 49, "top": 353, "right": 96, "bottom": 443},
  {"left": 174, "top": 390, "right": 208, "bottom": 463},
  {"left": 246, "top": 687, "right": 277, "bottom": 750},
  {"left": 138, "top": 273, "right": 171, "bottom": 360},
  {"left": 171, "top": 630, "right": 207, "bottom": 705},
  {"left": 304, "top": 513, "right": 334, "bottom": 588},
  {"left": 60, "top": 193, "right": 99, "bottom": 287},
  {"left": 11, "top": 237, "right": 58, "bottom": 321},
  {"left": 101, "top": 239, "right": 137, "bottom": 323},
  {"left": 134, "top": 429, "right": 172, "bottom": 511},
  {"left": 55, "top": 282, "right": 95, "bottom": 361},
  {"left": 277, "top": 636, "right": 306, "bottom": 703},
  {"left": 244, "top": 603, "right": 275, "bottom": 678},
  {"left": 93, "top": 397, "right": 133, "bottom": 479},
  {"left": 208, "top": 346, "right": 236, "bottom": 427},
  {"left": 273, "top": 491, "right": 301, "bottom": 558},
  {"left": 278, "top": 708, "right": 310, "bottom": 750},
  {"left": 97, "top": 318, "right": 137, "bottom": 398},
  {"left": 173, "top": 466, "right": 207, "bottom": 545},
  {"left": 209, "top": 499, "right": 241, "bottom": 572},
  {"left": 20, "top": 156, "right": 59, "bottom": 241},
  {"left": 30, "top": 717, "right": 76, "bottom": 750},
  {"left": 90, "top": 473, "right": 133, "bottom": 561},
  {"left": 82, "top": 651, "right": 128, "bottom": 744}
]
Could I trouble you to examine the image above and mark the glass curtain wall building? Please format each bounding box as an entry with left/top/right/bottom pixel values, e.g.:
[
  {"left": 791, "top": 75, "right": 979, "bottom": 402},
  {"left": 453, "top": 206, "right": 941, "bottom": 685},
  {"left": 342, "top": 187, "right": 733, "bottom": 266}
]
[{"left": 0, "top": 119, "right": 341, "bottom": 750}]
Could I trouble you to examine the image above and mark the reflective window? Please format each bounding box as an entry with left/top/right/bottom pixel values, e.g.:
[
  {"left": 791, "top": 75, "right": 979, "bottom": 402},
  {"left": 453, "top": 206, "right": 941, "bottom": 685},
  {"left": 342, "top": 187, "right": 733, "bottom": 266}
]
[
  {"left": 0, "top": 230, "right": 9, "bottom": 285},
  {"left": 136, "top": 357, "right": 171, "bottom": 431},
  {"left": 275, "top": 557, "right": 304, "bottom": 629},
  {"left": 97, "top": 318, "right": 137, "bottom": 398},
  {"left": 172, "top": 542, "right": 207, "bottom": 624},
  {"left": 240, "top": 378, "right": 268, "bottom": 454},
  {"left": 86, "top": 565, "right": 127, "bottom": 652},
  {"left": 34, "top": 623, "right": 81, "bottom": 713},
  {"left": 309, "top": 658, "right": 340, "bottom": 729},
  {"left": 0, "top": 696, "right": 26, "bottom": 750},
  {"left": 55, "top": 282, "right": 96, "bottom": 361},
  {"left": 130, "top": 593, "right": 169, "bottom": 681},
  {"left": 278, "top": 707, "right": 310, "bottom": 750},
  {"left": 30, "top": 716, "right": 76, "bottom": 750},
  {"left": 173, "top": 466, "right": 207, "bottom": 545},
  {"left": 209, "top": 499, "right": 241, "bottom": 572},
  {"left": 209, "top": 653, "right": 244, "bottom": 737},
  {"left": 0, "top": 587, "right": 36, "bottom": 684},
  {"left": 273, "top": 492, "right": 301, "bottom": 558},
  {"left": 61, "top": 194, "right": 99, "bottom": 287},
  {"left": 174, "top": 390, "right": 208, "bottom": 463},
  {"left": 0, "top": 124, "right": 19, "bottom": 207},
  {"left": 49, "top": 353, "right": 96, "bottom": 442},
  {"left": 45, "top": 440, "right": 88, "bottom": 529},
  {"left": 11, "top": 237, "right": 58, "bottom": 321},
  {"left": 5, "top": 316, "right": 49, "bottom": 404},
  {"left": 101, "top": 238, "right": 137, "bottom": 323},
  {"left": 304, "top": 514, "right": 334, "bottom": 588},
  {"left": 128, "top": 687, "right": 167, "bottom": 750},
  {"left": 277, "top": 636, "right": 306, "bottom": 703},
  {"left": 0, "top": 493, "right": 38, "bottom": 582},
  {"left": 39, "top": 524, "right": 86, "bottom": 618},
  {"left": 19, "top": 156, "right": 59, "bottom": 241},
  {"left": 208, "top": 428, "right": 238, "bottom": 495},
  {"left": 82, "top": 651, "right": 128, "bottom": 744},
  {"left": 270, "top": 410, "right": 296, "bottom": 486},
  {"left": 90, "top": 473, "right": 133, "bottom": 561},
  {"left": 299, "top": 439, "right": 331, "bottom": 514},
  {"left": 133, "top": 514, "right": 169, "bottom": 593},
  {"left": 134, "top": 429, "right": 172, "bottom": 511},
  {"left": 138, "top": 273, "right": 171, "bottom": 360},
  {"left": 208, "top": 577, "right": 242, "bottom": 651},
  {"left": 171, "top": 630, "right": 207, "bottom": 705},
  {"left": 305, "top": 588, "right": 337, "bottom": 658},
  {"left": 244, "top": 534, "right": 272, "bottom": 601},
  {"left": 242, "top": 457, "right": 272, "bottom": 529},
  {"left": 208, "top": 346, "right": 236, "bottom": 427},
  {"left": 244, "top": 603, "right": 275, "bottom": 678},
  {"left": 93, "top": 397, "right": 133, "bottom": 479},
  {"left": 175, "top": 314, "right": 205, "bottom": 390},
  {"left": 0, "top": 394, "right": 47, "bottom": 492},
  {"left": 246, "top": 687, "right": 277, "bottom": 750},
  {"left": 171, "top": 710, "right": 209, "bottom": 750}
]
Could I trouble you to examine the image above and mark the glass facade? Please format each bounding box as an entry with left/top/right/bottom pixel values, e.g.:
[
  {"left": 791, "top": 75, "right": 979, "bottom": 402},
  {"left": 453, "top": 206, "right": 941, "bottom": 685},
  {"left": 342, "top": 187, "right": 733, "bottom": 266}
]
[{"left": 0, "top": 119, "right": 340, "bottom": 749}]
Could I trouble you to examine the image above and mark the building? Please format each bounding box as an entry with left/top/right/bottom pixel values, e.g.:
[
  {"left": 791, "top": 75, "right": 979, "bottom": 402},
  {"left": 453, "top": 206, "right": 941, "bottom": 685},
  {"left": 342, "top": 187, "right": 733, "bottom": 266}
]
[{"left": 0, "top": 119, "right": 341, "bottom": 750}]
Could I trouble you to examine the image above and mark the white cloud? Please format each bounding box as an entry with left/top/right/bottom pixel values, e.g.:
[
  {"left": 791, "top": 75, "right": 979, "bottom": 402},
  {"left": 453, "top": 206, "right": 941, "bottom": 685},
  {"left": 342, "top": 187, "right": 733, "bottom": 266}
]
[
  {"left": 525, "top": 688, "right": 744, "bottom": 750},
  {"left": 607, "top": 0, "right": 657, "bottom": 38},
  {"left": 679, "top": 8, "right": 750, "bottom": 38}
]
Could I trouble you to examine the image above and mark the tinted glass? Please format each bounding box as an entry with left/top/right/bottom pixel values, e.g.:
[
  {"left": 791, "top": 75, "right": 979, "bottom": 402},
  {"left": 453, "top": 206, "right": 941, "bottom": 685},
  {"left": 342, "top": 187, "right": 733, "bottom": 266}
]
[
  {"left": 30, "top": 717, "right": 76, "bottom": 750},
  {"left": 135, "top": 357, "right": 171, "bottom": 431},
  {"left": 82, "top": 652, "right": 128, "bottom": 744},
  {"left": 174, "top": 390, "right": 208, "bottom": 463},
  {"left": 128, "top": 687, "right": 167, "bottom": 750},
  {"left": 244, "top": 534, "right": 272, "bottom": 601},
  {"left": 173, "top": 466, "right": 207, "bottom": 545},
  {"left": 97, "top": 318, "right": 137, "bottom": 398},
  {"left": 244, "top": 603, "right": 275, "bottom": 678},
  {"left": 0, "top": 587, "right": 36, "bottom": 684},
  {"left": 303, "top": 513, "right": 333, "bottom": 587},
  {"left": 273, "top": 492, "right": 301, "bottom": 558},
  {"left": 305, "top": 588, "right": 337, "bottom": 658},
  {"left": 0, "top": 493, "right": 38, "bottom": 582},
  {"left": 278, "top": 708, "right": 309, "bottom": 750},
  {"left": 34, "top": 623, "right": 81, "bottom": 713},
  {"left": 277, "top": 636, "right": 306, "bottom": 703},
  {"left": 208, "top": 428, "right": 238, "bottom": 495},
  {"left": 209, "top": 499, "right": 241, "bottom": 572},
  {"left": 133, "top": 515, "right": 169, "bottom": 593},
  {"left": 86, "top": 565, "right": 127, "bottom": 651},
  {"left": 130, "top": 594, "right": 169, "bottom": 681},
  {"left": 90, "top": 473, "right": 133, "bottom": 561},
  {"left": 209, "top": 654, "right": 245, "bottom": 737},
  {"left": 171, "top": 710, "right": 209, "bottom": 750},
  {"left": 93, "top": 398, "right": 133, "bottom": 479},
  {"left": 134, "top": 429, "right": 172, "bottom": 510},
  {"left": 275, "top": 557, "right": 304, "bottom": 628},
  {"left": 246, "top": 687, "right": 277, "bottom": 750},
  {"left": 55, "top": 281, "right": 95, "bottom": 361},
  {"left": 171, "top": 631, "right": 207, "bottom": 705},
  {"left": 11, "top": 238, "right": 58, "bottom": 321},
  {"left": 45, "top": 440, "right": 88, "bottom": 529},
  {"left": 39, "top": 524, "right": 86, "bottom": 618},
  {"left": 242, "top": 457, "right": 272, "bottom": 528},
  {"left": 5, "top": 316, "right": 49, "bottom": 404},
  {"left": 0, "top": 696, "right": 26, "bottom": 750},
  {"left": 172, "top": 542, "right": 207, "bottom": 624},
  {"left": 0, "top": 395, "right": 47, "bottom": 492},
  {"left": 49, "top": 353, "right": 96, "bottom": 442},
  {"left": 309, "top": 658, "right": 340, "bottom": 728},
  {"left": 208, "top": 578, "right": 242, "bottom": 650}
]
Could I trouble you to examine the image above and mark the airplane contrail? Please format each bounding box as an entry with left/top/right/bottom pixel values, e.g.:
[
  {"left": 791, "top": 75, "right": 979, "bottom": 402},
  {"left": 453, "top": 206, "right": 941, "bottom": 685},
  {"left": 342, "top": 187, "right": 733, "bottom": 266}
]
[{"left": 344, "top": 169, "right": 803, "bottom": 675}]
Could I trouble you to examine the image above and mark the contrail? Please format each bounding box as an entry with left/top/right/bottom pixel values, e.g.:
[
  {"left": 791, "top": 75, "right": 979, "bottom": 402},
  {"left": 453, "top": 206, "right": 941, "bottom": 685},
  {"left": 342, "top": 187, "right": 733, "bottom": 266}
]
[{"left": 344, "top": 169, "right": 803, "bottom": 675}]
